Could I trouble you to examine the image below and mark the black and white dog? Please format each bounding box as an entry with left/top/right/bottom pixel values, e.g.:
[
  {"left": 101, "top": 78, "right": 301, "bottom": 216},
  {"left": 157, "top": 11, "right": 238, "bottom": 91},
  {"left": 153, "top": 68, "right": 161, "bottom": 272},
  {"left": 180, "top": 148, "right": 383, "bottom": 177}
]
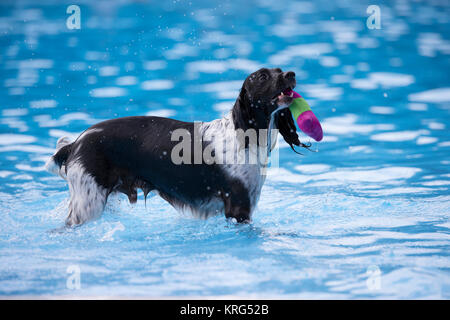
[{"left": 46, "top": 68, "right": 308, "bottom": 226}]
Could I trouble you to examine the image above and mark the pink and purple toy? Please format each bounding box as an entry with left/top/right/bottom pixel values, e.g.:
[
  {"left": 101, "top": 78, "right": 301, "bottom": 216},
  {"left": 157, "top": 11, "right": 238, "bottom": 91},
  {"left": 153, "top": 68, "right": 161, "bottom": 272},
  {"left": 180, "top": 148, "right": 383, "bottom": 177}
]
[{"left": 285, "top": 90, "right": 323, "bottom": 142}]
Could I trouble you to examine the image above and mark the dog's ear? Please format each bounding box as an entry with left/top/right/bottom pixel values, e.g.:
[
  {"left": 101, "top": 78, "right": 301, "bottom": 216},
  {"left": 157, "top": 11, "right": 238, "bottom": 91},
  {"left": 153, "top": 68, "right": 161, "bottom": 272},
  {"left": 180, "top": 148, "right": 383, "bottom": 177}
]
[
  {"left": 275, "top": 108, "right": 301, "bottom": 147},
  {"left": 276, "top": 109, "right": 313, "bottom": 153},
  {"left": 232, "top": 85, "right": 252, "bottom": 131}
]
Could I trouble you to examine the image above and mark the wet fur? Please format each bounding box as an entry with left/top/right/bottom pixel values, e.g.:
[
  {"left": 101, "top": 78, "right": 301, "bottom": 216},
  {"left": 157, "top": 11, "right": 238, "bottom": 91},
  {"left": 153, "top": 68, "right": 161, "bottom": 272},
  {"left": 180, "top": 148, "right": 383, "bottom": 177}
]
[{"left": 46, "top": 68, "right": 305, "bottom": 226}]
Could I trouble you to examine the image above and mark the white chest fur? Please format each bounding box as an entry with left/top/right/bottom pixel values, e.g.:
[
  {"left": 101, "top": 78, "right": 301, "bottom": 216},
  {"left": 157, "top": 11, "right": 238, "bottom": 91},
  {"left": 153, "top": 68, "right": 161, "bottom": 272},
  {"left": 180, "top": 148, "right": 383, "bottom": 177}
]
[{"left": 199, "top": 112, "right": 277, "bottom": 212}]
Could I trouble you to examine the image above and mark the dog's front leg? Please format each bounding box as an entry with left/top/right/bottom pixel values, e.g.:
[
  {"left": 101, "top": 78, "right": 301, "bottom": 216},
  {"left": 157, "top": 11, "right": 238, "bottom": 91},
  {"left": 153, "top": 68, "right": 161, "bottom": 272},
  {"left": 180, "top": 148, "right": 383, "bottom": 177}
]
[{"left": 223, "top": 191, "right": 251, "bottom": 223}]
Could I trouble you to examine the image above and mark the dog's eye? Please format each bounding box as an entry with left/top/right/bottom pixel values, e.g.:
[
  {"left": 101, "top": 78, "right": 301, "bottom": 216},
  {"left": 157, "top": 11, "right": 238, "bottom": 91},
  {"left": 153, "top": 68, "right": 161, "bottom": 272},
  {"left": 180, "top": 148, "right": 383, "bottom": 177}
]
[{"left": 259, "top": 73, "right": 268, "bottom": 81}]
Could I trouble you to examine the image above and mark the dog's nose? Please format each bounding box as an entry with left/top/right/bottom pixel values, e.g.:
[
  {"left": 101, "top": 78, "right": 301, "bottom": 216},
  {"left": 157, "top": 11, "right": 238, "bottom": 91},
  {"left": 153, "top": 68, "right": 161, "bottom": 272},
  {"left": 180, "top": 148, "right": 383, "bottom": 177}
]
[{"left": 284, "top": 71, "right": 295, "bottom": 79}]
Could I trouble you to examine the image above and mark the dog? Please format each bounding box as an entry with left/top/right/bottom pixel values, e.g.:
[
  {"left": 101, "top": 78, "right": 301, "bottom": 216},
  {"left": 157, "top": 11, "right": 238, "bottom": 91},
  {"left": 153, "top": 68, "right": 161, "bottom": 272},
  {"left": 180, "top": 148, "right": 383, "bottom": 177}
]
[{"left": 45, "top": 68, "right": 309, "bottom": 226}]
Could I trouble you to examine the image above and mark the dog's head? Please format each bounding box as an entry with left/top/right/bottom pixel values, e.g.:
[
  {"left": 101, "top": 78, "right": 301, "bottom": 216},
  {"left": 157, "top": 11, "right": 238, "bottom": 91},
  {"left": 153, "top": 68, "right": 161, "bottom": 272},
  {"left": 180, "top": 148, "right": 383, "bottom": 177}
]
[{"left": 232, "top": 68, "right": 304, "bottom": 150}]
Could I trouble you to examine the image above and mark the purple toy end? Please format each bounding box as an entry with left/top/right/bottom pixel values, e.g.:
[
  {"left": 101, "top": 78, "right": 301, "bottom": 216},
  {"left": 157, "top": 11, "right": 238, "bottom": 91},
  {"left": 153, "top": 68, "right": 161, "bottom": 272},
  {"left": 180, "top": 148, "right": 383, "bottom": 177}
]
[{"left": 297, "top": 110, "right": 323, "bottom": 142}]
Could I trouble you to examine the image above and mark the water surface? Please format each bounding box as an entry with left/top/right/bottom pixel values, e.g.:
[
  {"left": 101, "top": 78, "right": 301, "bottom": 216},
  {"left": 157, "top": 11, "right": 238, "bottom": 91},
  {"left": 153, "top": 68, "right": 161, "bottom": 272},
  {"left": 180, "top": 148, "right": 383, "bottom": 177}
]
[{"left": 0, "top": 0, "right": 449, "bottom": 298}]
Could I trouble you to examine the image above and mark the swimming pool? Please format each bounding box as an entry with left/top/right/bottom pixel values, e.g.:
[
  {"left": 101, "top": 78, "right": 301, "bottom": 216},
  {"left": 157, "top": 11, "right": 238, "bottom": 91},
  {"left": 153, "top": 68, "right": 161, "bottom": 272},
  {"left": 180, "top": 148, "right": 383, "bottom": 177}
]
[{"left": 0, "top": 0, "right": 449, "bottom": 298}]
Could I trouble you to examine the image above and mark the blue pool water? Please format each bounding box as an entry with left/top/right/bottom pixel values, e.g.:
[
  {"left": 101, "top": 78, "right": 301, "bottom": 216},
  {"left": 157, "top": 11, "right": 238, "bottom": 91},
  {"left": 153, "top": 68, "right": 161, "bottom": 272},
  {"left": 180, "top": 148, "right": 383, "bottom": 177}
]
[{"left": 0, "top": 0, "right": 449, "bottom": 298}]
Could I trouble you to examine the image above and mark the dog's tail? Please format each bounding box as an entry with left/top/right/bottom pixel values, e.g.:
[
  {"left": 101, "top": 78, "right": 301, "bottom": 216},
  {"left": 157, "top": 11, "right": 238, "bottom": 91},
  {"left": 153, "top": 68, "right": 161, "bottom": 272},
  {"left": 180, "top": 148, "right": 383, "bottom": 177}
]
[{"left": 45, "top": 136, "right": 73, "bottom": 180}]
